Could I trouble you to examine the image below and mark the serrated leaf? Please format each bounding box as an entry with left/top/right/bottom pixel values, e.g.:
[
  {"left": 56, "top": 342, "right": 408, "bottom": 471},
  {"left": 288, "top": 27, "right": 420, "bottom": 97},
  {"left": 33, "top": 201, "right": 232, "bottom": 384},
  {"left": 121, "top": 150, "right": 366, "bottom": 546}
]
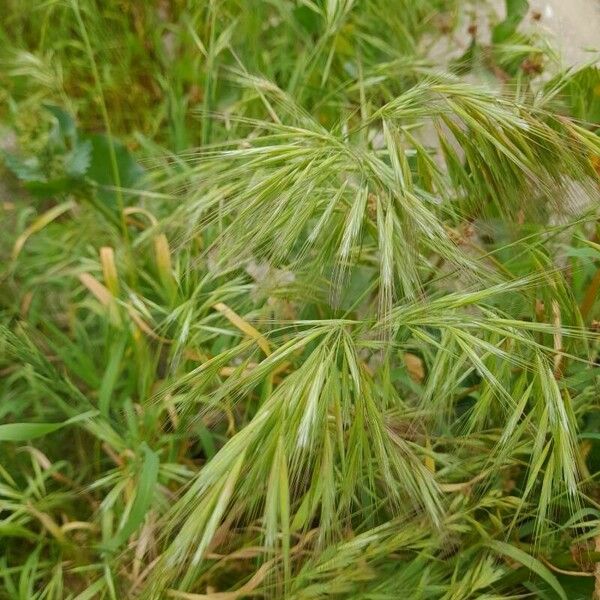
[
  {"left": 65, "top": 139, "right": 92, "bottom": 178},
  {"left": 2, "top": 153, "right": 44, "bottom": 182}
]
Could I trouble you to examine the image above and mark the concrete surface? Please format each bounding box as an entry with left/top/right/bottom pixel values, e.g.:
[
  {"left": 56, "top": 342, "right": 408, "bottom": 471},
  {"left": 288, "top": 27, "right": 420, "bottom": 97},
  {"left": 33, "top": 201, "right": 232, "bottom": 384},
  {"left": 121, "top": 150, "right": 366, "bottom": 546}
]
[{"left": 524, "top": 0, "right": 599, "bottom": 66}]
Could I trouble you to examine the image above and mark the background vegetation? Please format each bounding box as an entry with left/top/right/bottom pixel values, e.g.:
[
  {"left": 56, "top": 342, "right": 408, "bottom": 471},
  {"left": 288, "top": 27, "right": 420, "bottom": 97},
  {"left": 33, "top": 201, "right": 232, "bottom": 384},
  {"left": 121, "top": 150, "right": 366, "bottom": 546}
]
[{"left": 0, "top": 0, "right": 599, "bottom": 598}]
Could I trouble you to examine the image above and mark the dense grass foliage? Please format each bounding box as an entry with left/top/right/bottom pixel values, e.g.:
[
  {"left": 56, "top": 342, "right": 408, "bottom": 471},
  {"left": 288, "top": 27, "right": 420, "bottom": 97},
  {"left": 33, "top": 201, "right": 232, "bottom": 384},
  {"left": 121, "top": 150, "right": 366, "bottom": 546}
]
[{"left": 1, "top": 1, "right": 600, "bottom": 598}]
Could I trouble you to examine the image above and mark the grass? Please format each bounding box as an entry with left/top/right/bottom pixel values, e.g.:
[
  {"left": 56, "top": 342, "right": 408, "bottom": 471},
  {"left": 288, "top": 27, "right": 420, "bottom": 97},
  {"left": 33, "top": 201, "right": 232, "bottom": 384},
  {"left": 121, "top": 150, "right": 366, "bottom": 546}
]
[{"left": 0, "top": 0, "right": 599, "bottom": 598}]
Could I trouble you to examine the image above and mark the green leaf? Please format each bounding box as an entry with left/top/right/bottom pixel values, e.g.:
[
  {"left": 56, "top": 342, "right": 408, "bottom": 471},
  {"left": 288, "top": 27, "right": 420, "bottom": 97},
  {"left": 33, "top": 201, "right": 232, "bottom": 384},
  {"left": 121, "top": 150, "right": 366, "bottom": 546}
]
[
  {"left": 556, "top": 573, "right": 594, "bottom": 600},
  {"left": 294, "top": 5, "right": 321, "bottom": 34},
  {"left": 73, "top": 578, "right": 106, "bottom": 600},
  {"left": 451, "top": 40, "right": 479, "bottom": 76},
  {"left": 106, "top": 443, "right": 159, "bottom": 551},
  {"left": 24, "top": 177, "right": 74, "bottom": 195},
  {"left": 195, "top": 419, "right": 217, "bottom": 460},
  {"left": 492, "top": 0, "right": 529, "bottom": 43},
  {"left": 0, "top": 524, "right": 38, "bottom": 541},
  {"left": 0, "top": 411, "right": 98, "bottom": 442},
  {"left": 98, "top": 336, "right": 127, "bottom": 417},
  {"left": 560, "top": 66, "right": 600, "bottom": 124},
  {"left": 487, "top": 540, "right": 567, "bottom": 600},
  {"left": 85, "top": 133, "right": 144, "bottom": 208}
]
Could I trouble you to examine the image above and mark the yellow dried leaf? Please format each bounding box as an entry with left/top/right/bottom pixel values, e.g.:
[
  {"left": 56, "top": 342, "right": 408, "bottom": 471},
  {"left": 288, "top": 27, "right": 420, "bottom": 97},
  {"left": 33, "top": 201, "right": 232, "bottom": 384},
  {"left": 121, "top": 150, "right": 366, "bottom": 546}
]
[
  {"left": 79, "top": 273, "right": 113, "bottom": 307},
  {"left": 100, "top": 246, "right": 120, "bottom": 296},
  {"left": 403, "top": 352, "right": 425, "bottom": 383},
  {"left": 124, "top": 206, "right": 158, "bottom": 228},
  {"left": 126, "top": 307, "right": 172, "bottom": 344},
  {"left": 12, "top": 200, "right": 76, "bottom": 260},
  {"left": 424, "top": 435, "right": 435, "bottom": 473},
  {"left": 213, "top": 302, "right": 271, "bottom": 356}
]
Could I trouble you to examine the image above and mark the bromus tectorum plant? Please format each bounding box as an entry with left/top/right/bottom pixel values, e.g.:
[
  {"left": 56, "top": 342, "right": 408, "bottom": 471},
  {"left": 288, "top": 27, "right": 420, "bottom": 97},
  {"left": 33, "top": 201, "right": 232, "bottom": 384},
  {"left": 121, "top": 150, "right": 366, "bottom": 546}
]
[{"left": 1, "top": 1, "right": 600, "bottom": 598}]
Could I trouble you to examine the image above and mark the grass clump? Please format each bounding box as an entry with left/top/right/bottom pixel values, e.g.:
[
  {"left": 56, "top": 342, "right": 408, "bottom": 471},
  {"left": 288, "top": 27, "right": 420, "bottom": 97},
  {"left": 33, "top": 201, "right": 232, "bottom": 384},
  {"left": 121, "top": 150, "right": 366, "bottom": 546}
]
[{"left": 0, "top": 1, "right": 600, "bottom": 598}]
